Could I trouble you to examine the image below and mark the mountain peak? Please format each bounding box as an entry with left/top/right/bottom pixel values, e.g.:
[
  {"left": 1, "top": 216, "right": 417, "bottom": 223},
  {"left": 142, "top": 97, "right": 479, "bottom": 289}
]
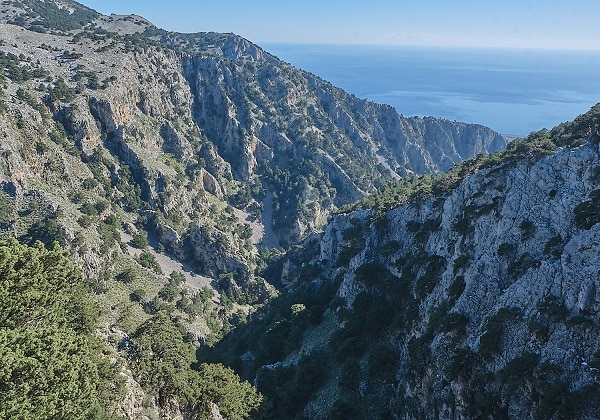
[
  {"left": 93, "top": 14, "right": 153, "bottom": 35},
  {"left": 0, "top": 0, "right": 98, "bottom": 33}
]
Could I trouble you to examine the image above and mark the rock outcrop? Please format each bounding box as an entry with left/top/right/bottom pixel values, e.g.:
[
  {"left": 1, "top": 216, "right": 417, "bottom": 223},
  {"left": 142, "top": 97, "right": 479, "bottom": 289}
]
[
  {"left": 0, "top": 2, "right": 508, "bottom": 256},
  {"left": 9, "top": 1, "right": 582, "bottom": 418},
  {"left": 289, "top": 117, "right": 600, "bottom": 417},
  {"left": 209, "top": 108, "right": 600, "bottom": 418}
]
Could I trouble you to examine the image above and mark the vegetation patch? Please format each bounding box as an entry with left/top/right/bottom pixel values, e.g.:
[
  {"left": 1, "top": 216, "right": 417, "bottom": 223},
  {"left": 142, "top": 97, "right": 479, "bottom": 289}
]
[
  {"left": 543, "top": 235, "right": 565, "bottom": 258},
  {"left": 537, "top": 295, "right": 569, "bottom": 322},
  {"left": 508, "top": 252, "right": 540, "bottom": 279},
  {"left": 448, "top": 275, "right": 466, "bottom": 301},
  {"left": 497, "top": 242, "right": 515, "bottom": 258},
  {"left": 574, "top": 189, "right": 600, "bottom": 230},
  {"left": 479, "top": 307, "right": 523, "bottom": 359},
  {"left": 0, "top": 240, "right": 124, "bottom": 418},
  {"left": 415, "top": 255, "right": 446, "bottom": 298},
  {"left": 519, "top": 219, "right": 536, "bottom": 240}
]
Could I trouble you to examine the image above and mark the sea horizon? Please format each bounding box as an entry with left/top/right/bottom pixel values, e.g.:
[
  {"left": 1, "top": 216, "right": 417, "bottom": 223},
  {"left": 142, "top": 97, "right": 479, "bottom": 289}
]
[{"left": 261, "top": 43, "right": 600, "bottom": 136}]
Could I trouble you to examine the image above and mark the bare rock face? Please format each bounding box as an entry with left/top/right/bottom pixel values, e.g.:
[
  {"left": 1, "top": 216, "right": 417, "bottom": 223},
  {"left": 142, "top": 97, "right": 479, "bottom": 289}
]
[
  {"left": 179, "top": 44, "right": 505, "bottom": 246},
  {"left": 0, "top": 6, "right": 507, "bottom": 252},
  {"left": 312, "top": 136, "right": 600, "bottom": 417},
  {"left": 3, "top": 1, "right": 600, "bottom": 419},
  {"left": 201, "top": 169, "right": 223, "bottom": 198},
  {"left": 0, "top": 4, "right": 516, "bottom": 417}
]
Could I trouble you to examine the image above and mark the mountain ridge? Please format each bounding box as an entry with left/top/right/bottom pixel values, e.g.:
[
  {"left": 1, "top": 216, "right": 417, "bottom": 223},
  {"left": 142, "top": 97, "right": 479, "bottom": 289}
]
[
  {"left": 206, "top": 105, "right": 600, "bottom": 418},
  {"left": 7, "top": 0, "right": 587, "bottom": 418}
]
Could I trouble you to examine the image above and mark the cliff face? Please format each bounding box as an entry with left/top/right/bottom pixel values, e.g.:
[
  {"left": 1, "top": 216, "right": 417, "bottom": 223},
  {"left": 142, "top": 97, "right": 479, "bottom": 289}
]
[
  {"left": 0, "top": 2, "right": 506, "bottom": 265},
  {"left": 178, "top": 37, "right": 506, "bottom": 244},
  {"left": 206, "top": 108, "right": 600, "bottom": 418},
  {"left": 6, "top": 1, "right": 572, "bottom": 418}
]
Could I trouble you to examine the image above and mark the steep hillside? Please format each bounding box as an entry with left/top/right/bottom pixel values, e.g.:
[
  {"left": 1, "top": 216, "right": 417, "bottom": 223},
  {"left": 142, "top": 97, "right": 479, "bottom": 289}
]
[
  {"left": 0, "top": 0, "right": 506, "bottom": 249},
  {"left": 0, "top": 2, "right": 506, "bottom": 325},
  {"left": 205, "top": 106, "right": 600, "bottom": 418},
  {"left": 0, "top": 0, "right": 514, "bottom": 417}
]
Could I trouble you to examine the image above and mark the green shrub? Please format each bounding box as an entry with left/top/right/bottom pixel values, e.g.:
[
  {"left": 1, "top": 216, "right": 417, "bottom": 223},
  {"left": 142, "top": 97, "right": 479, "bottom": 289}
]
[
  {"left": 406, "top": 220, "right": 422, "bottom": 233},
  {"left": 543, "top": 235, "right": 564, "bottom": 258},
  {"left": 158, "top": 282, "right": 180, "bottom": 302},
  {"left": 499, "top": 351, "right": 540, "bottom": 389},
  {"left": 336, "top": 244, "right": 358, "bottom": 267},
  {"left": 440, "top": 312, "right": 469, "bottom": 335},
  {"left": 528, "top": 319, "right": 549, "bottom": 342},
  {"left": 448, "top": 275, "right": 466, "bottom": 300},
  {"left": 497, "top": 242, "right": 515, "bottom": 258},
  {"left": 415, "top": 255, "right": 446, "bottom": 298},
  {"left": 445, "top": 347, "right": 478, "bottom": 381},
  {"left": 132, "top": 231, "right": 149, "bottom": 249},
  {"left": 573, "top": 191, "right": 600, "bottom": 229},
  {"left": 479, "top": 307, "right": 522, "bottom": 359},
  {"left": 535, "top": 379, "right": 570, "bottom": 419},
  {"left": 329, "top": 399, "right": 359, "bottom": 419},
  {"left": 519, "top": 219, "right": 536, "bottom": 240},
  {"left": 169, "top": 270, "right": 185, "bottom": 286},
  {"left": 130, "top": 289, "right": 146, "bottom": 302},
  {"left": 24, "top": 217, "right": 67, "bottom": 247},
  {"left": 380, "top": 240, "right": 401, "bottom": 257},
  {"left": 355, "top": 263, "right": 389, "bottom": 289},
  {"left": 79, "top": 201, "right": 98, "bottom": 216},
  {"left": 117, "top": 267, "right": 138, "bottom": 284},
  {"left": 406, "top": 336, "right": 431, "bottom": 381},
  {"left": 538, "top": 295, "right": 569, "bottom": 321},
  {"left": 453, "top": 254, "right": 470, "bottom": 274},
  {"left": 48, "top": 77, "right": 76, "bottom": 102},
  {"left": 194, "top": 363, "right": 263, "bottom": 419},
  {"left": 452, "top": 215, "right": 472, "bottom": 236},
  {"left": 339, "top": 357, "right": 361, "bottom": 392},
  {"left": 294, "top": 352, "right": 328, "bottom": 404},
  {"left": 97, "top": 220, "right": 120, "bottom": 254},
  {"left": 368, "top": 343, "right": 397, "bottom": 379},
  {"left": 566, "top": 315, "right": 595, "bottom": 329},
  {"left": 508, "top": 252, "right": 540, "bottom": 279},
  {"left": 331, "top": 332, "right": 369, "bottom": 363},
  {"left": 138, "top": 251, "right": 162, "bottom": 274}
]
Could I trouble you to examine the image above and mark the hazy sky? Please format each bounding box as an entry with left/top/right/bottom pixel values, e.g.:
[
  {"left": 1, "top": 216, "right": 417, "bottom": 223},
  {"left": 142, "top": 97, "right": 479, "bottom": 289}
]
[{"left": 78, "top": 1, "right": 600, "bottom": 50}]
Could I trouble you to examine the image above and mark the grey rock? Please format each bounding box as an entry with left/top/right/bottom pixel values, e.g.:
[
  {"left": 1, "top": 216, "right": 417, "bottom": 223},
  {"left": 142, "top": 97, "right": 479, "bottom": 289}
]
[{"left": 309, "top": 139, "right": 600, "bottom": 417}]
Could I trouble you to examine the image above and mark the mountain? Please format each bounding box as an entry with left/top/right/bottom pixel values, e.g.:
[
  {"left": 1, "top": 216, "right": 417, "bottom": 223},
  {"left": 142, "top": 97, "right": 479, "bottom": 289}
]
[
  {"left": 0, "top": 0, "right": 506, "bottom": 248},
  {"left": 4, "top": 0, "right": 576, "bottom": 418},
  {"left": 0, "top": 2, "right": 506, "bottom": 317},
  {"left": 206, "top": 106, "right": 600, "bottom": 418}
]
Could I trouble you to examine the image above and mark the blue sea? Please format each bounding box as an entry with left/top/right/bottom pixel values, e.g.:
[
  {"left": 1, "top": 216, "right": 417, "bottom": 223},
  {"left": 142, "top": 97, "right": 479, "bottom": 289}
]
[{"left": 262, "top": 44, "right": 600, "bottom": 136}]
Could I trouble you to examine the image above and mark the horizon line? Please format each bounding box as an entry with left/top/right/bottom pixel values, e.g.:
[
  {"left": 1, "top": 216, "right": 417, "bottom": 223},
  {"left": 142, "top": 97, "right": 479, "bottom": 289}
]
[{"left": 255, "top": 41, "right": 600, "bottom": 53}]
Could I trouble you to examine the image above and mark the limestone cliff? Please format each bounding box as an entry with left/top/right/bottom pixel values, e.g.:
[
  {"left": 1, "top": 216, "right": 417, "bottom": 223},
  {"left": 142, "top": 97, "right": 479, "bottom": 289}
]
[
  {"left": 0, "top": 0, "right": 506, "bottom": 274},
  {"left": 207, "top": 107, "right": 600, "bottom": 418},
  {"left": 2, "top": 0, "right": 600, "bottom": 418}
]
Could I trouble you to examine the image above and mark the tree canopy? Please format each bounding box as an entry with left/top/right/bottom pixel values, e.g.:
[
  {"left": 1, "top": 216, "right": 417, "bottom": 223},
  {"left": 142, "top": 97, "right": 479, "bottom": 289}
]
[
  {"left": 131, "top": 314, "right": 263, "bottom": 419},
  {"left": 0, "top": 239, "right": 123, "bottom": 419}
]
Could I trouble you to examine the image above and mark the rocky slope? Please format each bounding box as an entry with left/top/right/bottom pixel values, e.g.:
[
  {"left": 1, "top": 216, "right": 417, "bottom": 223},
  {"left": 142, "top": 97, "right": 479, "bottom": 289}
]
[
  {"left": 2, "top": 0, "right": 599, "bottom": 419},
  {"left": 0, "top": 0, "right": 506, "bottom": 249},
  {"left": 207, "top": 106, "right": 600, "bottom": 418},
  {"left": 0, "top": 1, "right": 507, "bottom": 311}
]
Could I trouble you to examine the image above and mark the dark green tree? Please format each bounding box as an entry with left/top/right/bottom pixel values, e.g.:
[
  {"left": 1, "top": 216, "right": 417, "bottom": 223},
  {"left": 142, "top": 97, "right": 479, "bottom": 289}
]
[
  {"left": 0, "top": 239, "right": 123, "bottom": 418},
  {"left": 131, "top": 314, "right": 263, "bottom": 418}
]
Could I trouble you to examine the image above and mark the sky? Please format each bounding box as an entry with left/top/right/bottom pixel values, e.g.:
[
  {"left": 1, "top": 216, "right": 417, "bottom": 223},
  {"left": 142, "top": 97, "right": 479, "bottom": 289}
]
[{"left": 77, "top": 1, "right": 600, "bottom": 50}]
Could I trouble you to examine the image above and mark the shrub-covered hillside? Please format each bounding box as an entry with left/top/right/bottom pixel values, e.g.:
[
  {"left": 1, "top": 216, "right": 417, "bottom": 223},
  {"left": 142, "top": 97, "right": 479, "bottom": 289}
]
[{"left": 202, "top": 104, "right": 600, "bottom": 418}]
